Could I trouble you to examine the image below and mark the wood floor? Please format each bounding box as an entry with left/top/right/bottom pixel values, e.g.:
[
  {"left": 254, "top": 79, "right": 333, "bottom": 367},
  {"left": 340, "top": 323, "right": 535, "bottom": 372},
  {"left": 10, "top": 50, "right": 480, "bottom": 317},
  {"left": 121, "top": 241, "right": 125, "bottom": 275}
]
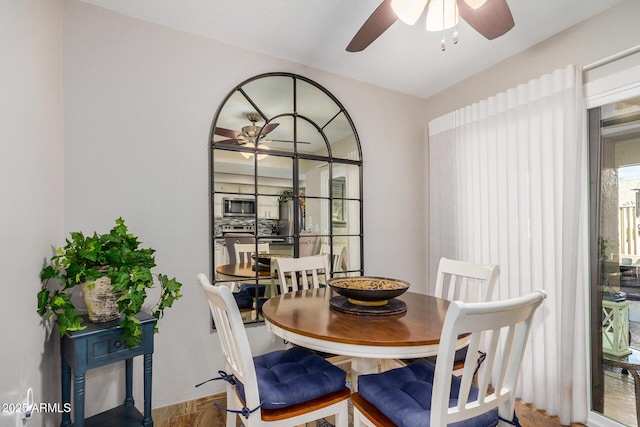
[
  {"left": 515, "top": 400, "right": 585, "bottom": 427},
  {"left": 152, "top": 353, "right": 639, "bottom": 426},
  {"left": 152, "top": 395, "right": 583, "bottom": 427}
]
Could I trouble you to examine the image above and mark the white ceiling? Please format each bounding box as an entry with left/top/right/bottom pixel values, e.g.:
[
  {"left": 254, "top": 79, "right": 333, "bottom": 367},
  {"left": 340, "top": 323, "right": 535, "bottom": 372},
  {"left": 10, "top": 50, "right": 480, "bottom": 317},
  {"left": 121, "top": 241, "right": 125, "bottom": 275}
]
[{"left": 76, "top": 0, "right": 625, "bottom": 99}]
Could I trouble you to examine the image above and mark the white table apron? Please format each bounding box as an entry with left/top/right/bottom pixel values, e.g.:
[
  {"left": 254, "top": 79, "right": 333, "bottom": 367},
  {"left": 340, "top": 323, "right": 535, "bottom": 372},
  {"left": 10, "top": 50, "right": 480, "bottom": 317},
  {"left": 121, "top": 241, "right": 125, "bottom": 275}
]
[{"left": 265, "top": 320, "right": 468, "bottom": 389}]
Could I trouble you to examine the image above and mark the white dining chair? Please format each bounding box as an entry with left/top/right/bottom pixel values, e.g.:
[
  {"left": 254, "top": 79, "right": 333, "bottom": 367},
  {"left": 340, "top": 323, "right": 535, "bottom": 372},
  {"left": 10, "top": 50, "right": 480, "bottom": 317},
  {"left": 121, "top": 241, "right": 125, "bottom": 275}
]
[
  {"left": 429, "top": 257, "right": 501, "bottom": 375},
  {"left": 274, "top": 254, "right": 330, "bottom": 294},
  {"left": 351, "top": 290, "right": 547, "bottom": 427},
  {"left": 392, "top": 257, "right": 501, "bottom": 372},
  {"left": 320, "top": 244, "right": 346, "bottom": 277},
  {"left": 197, "top": 273, "right": 350, "bottom": 427},
  {"left": 234, "top": 242, "right": 269, "bottom": 264},
  {"left": 434, "top": 257, "right": 500, "bottom": 303}
]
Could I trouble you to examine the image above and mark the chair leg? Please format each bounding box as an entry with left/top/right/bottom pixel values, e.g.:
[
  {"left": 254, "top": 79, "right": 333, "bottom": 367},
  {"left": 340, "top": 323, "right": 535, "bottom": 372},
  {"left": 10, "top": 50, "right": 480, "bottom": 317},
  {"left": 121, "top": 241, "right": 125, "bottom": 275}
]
[
  {"left": 225, "top": 413, "right": 237, "bottom": 427},
  {"left": 353, "top": 408, "right": 360, "bottom": 426},
  {"left": 334, "top": 401, "right": 349, "bottom": 427},
  {"left": 225, "top": 385, "right": 237, "bottom": 427},
  {"left": 353, "top": 406, "right": 376, "bottom": 427}
]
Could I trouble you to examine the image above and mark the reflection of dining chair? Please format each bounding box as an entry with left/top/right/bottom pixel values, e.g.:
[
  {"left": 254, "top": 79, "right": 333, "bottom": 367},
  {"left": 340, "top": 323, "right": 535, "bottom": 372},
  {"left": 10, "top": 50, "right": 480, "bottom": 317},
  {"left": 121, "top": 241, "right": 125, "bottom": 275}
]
[
  {"left": 299, "top": 234, "right": 320, "bottom": 257},
  {"left": 234, "top": 243, "right": 270, "bottom": 304},
  {"left": 428, "top": 257, "right": 500, "bottom": 374},
  {"left": 320, "top": 244, "right": 346, "bottom": 277},
  {"left": 275, "top": 254, "right": 330, "bottom": 294},
  {"left": 218, "top": 281, "right": 253, "bottom": 321},
  {"left": 234, "top": 243, "right": 269, "bottom": 264},
  {"left": 352, "top": 290, "right": 547, "bottom": 427},
  {"left": 223, "top": 234, "right": 255, "bottom": 264},
  {"left": 197, "top": 274, "right": 350, "bottom": 427}
]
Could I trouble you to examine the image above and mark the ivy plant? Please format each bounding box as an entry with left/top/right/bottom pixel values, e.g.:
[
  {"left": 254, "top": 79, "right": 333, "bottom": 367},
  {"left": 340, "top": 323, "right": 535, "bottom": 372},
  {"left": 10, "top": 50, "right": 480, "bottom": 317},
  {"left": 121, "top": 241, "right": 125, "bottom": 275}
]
[{"left": 38, "top": 218, "right": 183, "bottom": 347}]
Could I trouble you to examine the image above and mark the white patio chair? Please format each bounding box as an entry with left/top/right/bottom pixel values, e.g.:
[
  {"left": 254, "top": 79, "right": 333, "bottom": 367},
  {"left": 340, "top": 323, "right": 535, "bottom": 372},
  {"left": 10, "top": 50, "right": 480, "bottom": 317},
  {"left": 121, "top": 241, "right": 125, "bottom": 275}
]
[{"left": 351, "top": 289, "right": 547, "bottom": 427}]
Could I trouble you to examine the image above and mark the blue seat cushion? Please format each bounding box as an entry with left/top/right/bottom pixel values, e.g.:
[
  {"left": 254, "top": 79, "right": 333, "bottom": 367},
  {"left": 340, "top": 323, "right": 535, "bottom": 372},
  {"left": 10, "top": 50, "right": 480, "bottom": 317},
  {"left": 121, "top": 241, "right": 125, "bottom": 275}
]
[
  {"left": 358, "top": 361, "right": 498, "bottom": 427},
  {"left": 240, "top": 283, "right": 267, "bottom": 298},
  {"left": 424, "top": 345, "right": 468, "bottom": 365},
  {"left": 256, "top": 298, "right": 268, "bottom": 314},
  {"left": 236, "top": 347, "right": 346, "bottom": 410},
  {"left": 232, "top": 290, "right": 253, "bottom": 310}
]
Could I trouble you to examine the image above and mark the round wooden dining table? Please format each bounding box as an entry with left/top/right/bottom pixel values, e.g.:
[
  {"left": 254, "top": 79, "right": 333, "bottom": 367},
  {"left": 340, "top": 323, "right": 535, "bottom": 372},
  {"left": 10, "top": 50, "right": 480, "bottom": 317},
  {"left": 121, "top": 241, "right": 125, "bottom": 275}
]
[
  {"left": 215, "top": 262, "right": 272, "bottom": 279},
  {"left": 261, "top": 287, "right": 463, "bottom": 385}
]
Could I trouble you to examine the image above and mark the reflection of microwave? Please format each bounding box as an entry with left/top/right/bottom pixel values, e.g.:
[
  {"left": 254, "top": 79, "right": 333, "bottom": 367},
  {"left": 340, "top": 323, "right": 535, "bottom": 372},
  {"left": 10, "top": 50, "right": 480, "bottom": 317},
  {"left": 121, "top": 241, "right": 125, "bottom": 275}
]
[{"left": 223, "top": 197, "right": 256, "bottom": 217}]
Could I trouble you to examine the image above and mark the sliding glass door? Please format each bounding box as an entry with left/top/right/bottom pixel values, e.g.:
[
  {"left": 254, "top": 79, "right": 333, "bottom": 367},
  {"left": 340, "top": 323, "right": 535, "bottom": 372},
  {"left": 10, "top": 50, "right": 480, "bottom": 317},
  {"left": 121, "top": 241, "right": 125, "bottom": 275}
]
[{"left": 590, "top": 95, "right": 640, "bottom": 426}]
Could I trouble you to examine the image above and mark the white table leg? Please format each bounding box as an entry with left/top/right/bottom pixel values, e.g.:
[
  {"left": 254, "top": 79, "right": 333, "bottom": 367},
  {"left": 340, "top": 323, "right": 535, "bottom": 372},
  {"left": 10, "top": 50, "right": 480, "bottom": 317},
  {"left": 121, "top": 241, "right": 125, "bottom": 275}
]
[{"left": 350, "top": 357, "right": 380, "bottom": 391}]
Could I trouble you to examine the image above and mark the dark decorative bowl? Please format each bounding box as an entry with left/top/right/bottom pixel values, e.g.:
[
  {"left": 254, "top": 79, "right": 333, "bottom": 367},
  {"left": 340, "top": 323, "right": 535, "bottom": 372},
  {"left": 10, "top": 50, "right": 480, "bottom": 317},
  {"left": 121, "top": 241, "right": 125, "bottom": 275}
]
[
  {"left": 328, "top": 276, "right": 410, "bottom": 306},
  {"left": 251, "top": 253, "right": 291, "bottom": 266}
]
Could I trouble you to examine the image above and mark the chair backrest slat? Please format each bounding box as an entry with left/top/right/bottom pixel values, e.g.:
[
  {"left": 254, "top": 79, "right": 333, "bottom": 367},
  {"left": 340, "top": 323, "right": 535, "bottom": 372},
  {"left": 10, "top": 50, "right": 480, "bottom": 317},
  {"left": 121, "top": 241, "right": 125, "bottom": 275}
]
[
  {"left": 275, "top": 255, "right": 330, "bottom": 293},
  {"left": 234, "top": 242, "right": 269, "bottom": 264},
  {"left": 434, "top": 257, "right": 500, "bottom": 303}
]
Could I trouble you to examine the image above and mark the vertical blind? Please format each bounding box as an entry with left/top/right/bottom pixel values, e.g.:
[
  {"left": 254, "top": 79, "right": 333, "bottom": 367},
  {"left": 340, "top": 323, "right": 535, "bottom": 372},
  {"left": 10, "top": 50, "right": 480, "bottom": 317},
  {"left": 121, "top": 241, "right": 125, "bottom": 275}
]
[{"left": 428, "top": 65, "right": 587, "bottom": 424}]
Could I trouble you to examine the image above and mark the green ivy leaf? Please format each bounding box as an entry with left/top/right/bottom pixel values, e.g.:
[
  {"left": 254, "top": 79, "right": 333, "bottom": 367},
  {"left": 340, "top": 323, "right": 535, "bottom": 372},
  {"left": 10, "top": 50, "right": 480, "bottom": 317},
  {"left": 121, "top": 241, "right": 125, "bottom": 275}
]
[
  {"left": 120, "top": 315, "right": 143, "bottom": 347},
  {"left": 36, "top": 288, "right": 50, "bottom": 316},
  {"left": 40, "top": 266, "right": 55, "bottom": 281}
]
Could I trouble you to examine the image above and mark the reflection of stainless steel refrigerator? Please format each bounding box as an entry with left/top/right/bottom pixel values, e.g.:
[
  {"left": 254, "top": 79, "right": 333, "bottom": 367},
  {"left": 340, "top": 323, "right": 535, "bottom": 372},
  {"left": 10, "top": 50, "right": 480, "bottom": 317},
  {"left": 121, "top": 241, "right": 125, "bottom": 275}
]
[{"left": 278, "top": 200, "right": 305, "bottom": 237}]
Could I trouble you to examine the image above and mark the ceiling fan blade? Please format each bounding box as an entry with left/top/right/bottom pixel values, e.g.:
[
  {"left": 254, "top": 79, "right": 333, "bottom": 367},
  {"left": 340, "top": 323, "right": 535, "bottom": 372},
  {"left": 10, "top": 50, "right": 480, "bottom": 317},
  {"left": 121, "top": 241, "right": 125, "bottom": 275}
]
[
  {"left": 214, "top": 127, "right": 243, "bottom": 140},
  {"left": 457, "top": 0, "right": 514, "bottom": 40},
  {"left": 346, "top": 0, "right": 398, "bottom": 52},
  {"left": 213, "top": 138, "right": 243, "bottom": 146},
  {"left": 259, "top": 122, "right": 279, "bottom": 136},
  {"left": 268, "top": 139, "right": 312, "bottom": 145}
]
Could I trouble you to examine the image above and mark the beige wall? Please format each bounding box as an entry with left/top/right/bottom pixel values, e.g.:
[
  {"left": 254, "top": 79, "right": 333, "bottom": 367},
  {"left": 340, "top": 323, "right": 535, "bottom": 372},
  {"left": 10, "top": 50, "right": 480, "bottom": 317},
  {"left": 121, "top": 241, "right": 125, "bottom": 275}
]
[
  {"left": 0, "top": 0, "right": 64, "bottom": 426},
  {"left": 62, "top": 0, "right": 426, "bottom": 415}
]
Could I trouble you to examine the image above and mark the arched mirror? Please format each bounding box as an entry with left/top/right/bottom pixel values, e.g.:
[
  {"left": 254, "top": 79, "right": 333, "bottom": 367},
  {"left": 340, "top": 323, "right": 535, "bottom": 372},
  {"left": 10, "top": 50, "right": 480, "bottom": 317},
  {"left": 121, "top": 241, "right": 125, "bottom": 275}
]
[{"left": 210, "top": 72, "right": 364, "bottom": 324}]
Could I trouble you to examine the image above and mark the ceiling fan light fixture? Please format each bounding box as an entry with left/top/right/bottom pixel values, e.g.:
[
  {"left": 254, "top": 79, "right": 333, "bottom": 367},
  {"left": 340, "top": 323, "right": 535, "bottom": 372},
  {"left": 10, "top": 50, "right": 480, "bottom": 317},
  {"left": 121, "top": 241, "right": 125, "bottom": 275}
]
[
  {"left": 242, "top": 124, "right": 260, "bottom": 137},
  {"left": 240, "top": 143, "right": 269, "bottom": 160},
  {"left": 426, "top": 0, "right": 458, "bottom": 31},
  {"left": 463, "top": 0, "right": 488, "bottom": 9},
  {"left": 391, "top": 0, "right": 428, "bottom": 25}
]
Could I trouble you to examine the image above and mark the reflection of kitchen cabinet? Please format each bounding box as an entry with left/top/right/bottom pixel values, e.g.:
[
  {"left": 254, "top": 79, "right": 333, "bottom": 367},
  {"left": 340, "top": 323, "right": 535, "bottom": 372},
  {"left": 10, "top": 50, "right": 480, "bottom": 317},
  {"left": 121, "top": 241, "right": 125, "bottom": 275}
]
[
  {"left": 214, "top": 242, "right": 227, "bottom": 269},
  {"left": 220, "top": 183, "right": 253, "bottom": 193},
  {"left": 258, "top": 195, "right": 280, "bottom": 219},
  {"left": 214, "top": 194, "right": 223, "bottom": 218}
]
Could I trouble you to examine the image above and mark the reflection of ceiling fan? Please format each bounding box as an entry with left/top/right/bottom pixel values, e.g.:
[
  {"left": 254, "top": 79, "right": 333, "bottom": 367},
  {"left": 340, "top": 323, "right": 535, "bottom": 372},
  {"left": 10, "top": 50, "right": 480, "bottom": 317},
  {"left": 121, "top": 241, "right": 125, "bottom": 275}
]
[
  {"left": 214, "top": 113, "right": 279, "bottom": 146},
  {"left": 213, "top": 113, "right": 310, "bottom": 146},
  {"left": 346, "top": 0, "right": 514, "bottom": 52}
]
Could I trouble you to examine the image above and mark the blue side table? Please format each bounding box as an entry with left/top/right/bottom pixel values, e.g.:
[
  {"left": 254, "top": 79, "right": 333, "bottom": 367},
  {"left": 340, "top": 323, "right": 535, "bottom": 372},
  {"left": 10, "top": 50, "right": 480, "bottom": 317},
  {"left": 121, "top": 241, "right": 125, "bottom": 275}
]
[{"left": 60, "top": 312, "right": 155, "bottom": 427}]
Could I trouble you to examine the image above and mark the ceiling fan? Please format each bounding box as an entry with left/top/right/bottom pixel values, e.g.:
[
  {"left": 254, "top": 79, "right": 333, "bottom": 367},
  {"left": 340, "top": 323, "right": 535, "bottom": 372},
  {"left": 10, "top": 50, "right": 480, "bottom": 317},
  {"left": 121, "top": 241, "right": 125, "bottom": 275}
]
[
  {"left": 346, "top": 0, "right": 514, "bottom": 52},
  {"left": 213, "top": 113, "right": 311, "bottom": 148},
  {"left": 213, "top": 113, "right": 279, "bottom": 146}
]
